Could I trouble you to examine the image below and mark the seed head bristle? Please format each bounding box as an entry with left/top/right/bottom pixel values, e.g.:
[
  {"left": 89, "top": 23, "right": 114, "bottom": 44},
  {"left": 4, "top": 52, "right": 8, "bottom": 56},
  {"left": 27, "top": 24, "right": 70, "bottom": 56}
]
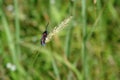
[{"left": 45, "top": 16, "right": 73, "bottom": 43}]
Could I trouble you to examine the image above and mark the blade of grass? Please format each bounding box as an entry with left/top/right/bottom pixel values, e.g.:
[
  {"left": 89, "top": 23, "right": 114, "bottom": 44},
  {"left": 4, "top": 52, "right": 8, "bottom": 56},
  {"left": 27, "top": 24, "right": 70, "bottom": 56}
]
[
  {"left": 0, "top": 31, "right": 3, "bottom": 55},
  {"left": 67, "top": 57, "right": 79, "bottom": 80},
  {"left": 1, "top": 11, "right": 26, "bottom": 75},
  {"left": 13, "top": 0, "right": 27, "bottom": 77},
  {"left": 81, "top": 0, "right": 89, "bottom": 80},
  {"left": 1, "top": 6, "right": 16, "bottom": 66},
  {"left": 20, "top": 42, "right": 82, "bottom": 80},
  {"left": 65, "top": 0, "right": 80, "bottom": 80},
  {"left": 0, "top": 1, "right": 26, "bottom": 76},
  {"left": 52, "top": 59, "right": 60, "bottom": 80},
  {"left": 13, "top": 0, "right": 21, "bottom": 59},
  {"left": 64, "top": 0, "right": 76, "bottom": 57},
  {"left": 86, "top": 9, "right": 103, "bottom": 40},
  {"left": 65, "top": 25, "right": 73, "bottom": 57},
  {"left": 96, "top": 0, "right": 105, "bottom": 79},
  {"left": 54, "top": 53, "right": 82, "bottom": 80}
]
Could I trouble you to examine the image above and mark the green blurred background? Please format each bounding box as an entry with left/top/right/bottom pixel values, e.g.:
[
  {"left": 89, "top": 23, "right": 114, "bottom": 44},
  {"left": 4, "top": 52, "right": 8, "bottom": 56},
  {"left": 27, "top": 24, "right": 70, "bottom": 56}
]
[{"left": 0, "top": 0, "right": 120, "bottom": 80}]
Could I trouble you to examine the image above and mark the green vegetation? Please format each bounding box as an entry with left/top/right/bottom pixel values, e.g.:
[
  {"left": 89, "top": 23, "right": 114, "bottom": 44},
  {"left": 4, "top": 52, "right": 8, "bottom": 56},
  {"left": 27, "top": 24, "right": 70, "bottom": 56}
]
[{"left": 0, "top": 0, "right": 120, "bottom": 80}]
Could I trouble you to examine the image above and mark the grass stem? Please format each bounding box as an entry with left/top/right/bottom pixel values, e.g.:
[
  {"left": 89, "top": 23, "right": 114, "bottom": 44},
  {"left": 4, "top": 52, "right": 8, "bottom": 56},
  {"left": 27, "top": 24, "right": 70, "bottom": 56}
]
[
  {"left": 81, "top": 0, "right": 88, "bottom": 80},
  {"left": 14, "top": 0, "right": 21, "bottom": 58}
]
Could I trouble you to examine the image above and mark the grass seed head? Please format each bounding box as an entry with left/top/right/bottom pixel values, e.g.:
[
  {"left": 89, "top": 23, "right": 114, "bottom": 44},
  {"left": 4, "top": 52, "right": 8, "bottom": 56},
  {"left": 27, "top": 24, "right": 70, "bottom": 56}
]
[{"left": 45, "top": 16, "right": 73, "bottom": 43}]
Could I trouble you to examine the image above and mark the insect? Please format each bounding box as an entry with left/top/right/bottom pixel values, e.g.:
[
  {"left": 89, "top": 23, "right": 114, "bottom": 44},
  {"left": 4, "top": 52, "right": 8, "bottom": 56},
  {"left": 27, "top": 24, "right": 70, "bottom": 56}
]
[{"left": 40, "top": 23, "right": 49, "bottom": 46}]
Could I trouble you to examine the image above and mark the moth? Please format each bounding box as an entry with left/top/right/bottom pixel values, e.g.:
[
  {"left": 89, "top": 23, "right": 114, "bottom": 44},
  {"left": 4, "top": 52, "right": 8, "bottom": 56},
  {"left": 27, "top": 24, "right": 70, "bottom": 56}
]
[{"left": 40, "top": 23, "right": 49, "bottom": 46}]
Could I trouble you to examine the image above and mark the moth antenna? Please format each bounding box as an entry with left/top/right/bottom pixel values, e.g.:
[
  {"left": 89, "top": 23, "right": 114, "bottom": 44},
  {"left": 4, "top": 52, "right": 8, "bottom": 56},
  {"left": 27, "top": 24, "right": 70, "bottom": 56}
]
[{"left": 45, "top": 22, "right": 49, "bottom": 31}]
